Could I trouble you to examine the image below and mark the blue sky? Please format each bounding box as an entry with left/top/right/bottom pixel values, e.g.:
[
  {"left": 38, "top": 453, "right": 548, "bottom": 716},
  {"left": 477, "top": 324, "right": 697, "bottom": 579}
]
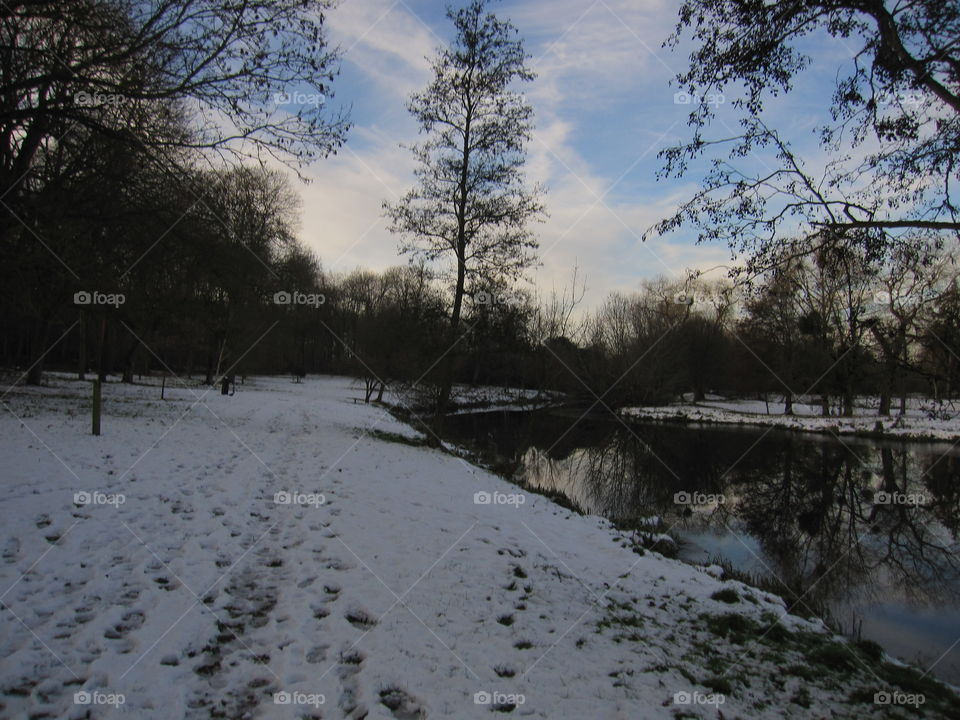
[{"left": 294, "top": 0, "right": 850, "bottom": 308}]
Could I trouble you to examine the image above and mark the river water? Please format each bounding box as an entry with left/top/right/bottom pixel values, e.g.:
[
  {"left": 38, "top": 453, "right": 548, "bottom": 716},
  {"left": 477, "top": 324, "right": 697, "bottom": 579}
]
[{"left": 441, "top": 408, "right": 960, "bottom": 684}]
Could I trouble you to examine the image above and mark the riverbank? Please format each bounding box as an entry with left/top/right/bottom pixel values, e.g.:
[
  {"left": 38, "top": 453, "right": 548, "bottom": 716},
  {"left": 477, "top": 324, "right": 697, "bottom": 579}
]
[
  {"left": 1, "top": 374, "right": 957, "bottom": 718},
  {"left": 621, "top": 400, "right": 960, "bottom": 441}
]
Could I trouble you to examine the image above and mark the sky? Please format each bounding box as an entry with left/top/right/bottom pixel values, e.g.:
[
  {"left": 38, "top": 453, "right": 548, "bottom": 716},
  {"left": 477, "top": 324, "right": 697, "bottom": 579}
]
[{"left": 292, "top": 0, "right": 850, "bottom": 309}]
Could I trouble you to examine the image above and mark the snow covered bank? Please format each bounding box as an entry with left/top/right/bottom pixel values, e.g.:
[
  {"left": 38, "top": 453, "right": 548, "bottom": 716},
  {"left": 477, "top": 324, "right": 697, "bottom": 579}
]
[
  {"left": 621, "top": 399, "right": 960, "bottom": 441},
  {"left": 1, "top": 375, "right": 956, "bottom": 718}
]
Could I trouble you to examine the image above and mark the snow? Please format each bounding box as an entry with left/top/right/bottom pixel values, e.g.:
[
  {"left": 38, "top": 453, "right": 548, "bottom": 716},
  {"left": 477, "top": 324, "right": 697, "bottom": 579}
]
[
  {"left": 0, "top": 374, "right": 954, "bottom": 718},
  {"left": 623, "top": 397, "right": 960, "bottom": 441}
]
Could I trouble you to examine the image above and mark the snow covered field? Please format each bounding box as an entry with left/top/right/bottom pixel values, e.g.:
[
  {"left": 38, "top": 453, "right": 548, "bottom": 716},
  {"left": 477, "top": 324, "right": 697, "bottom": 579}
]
[
  {"left": 1, "top": 375, "right": 956, "bottom": 718},
  {"left": 622, "top": 396, "right": 960, "bottom": 441}
]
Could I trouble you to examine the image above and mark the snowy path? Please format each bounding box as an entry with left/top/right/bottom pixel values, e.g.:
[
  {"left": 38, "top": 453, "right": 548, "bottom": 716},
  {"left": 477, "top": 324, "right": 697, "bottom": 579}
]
[{"left": 1, "top": 376, "right": 956, "bottom": 719}]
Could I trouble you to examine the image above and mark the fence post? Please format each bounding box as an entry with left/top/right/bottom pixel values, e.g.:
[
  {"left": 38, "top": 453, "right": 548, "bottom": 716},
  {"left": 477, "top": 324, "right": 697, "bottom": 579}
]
[{"left": 92, "top": 380, "right": 101, "bottom": 436}]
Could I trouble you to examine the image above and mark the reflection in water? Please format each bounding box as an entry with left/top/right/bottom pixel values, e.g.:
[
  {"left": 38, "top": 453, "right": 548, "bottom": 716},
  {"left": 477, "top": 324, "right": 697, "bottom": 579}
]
[{"left": 442, "top": 410, "right": 960, "bottom": 683}]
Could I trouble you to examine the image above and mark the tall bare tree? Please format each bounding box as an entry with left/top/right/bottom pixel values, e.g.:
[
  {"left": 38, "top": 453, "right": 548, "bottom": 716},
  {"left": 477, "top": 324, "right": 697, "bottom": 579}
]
[{"left": 384, "top": 0, "right": 544, "bottom": 416}]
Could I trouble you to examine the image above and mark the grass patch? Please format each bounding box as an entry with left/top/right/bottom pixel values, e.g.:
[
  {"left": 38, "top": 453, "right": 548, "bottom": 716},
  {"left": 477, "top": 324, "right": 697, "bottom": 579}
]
[
  {"left": 702, "top": 676, "right": 732, "bottom": 695},
  {"left": 710, "top": 588, "right": 740, "bottom": 604},
  {"left": 703, "top": 613, "right": 760, "bottom": 644},
  {"left": 807, "top": 641, "right": 859, "bottom": 673},
  {"left": 366, "top": 428, "right": 430, "bottom": 447}
]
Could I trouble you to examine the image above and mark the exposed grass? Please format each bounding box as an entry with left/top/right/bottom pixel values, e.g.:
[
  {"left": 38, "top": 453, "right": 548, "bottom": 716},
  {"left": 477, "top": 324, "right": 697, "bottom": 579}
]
[
  {"left": 705, "top": 556, "right": 827, "bottom": 621},
  {"left": 710, "top": 588, "right": 740, "bottom": 604},
  {"left": 365, "top": 428, "right": 431, "bottom": 447},
  {"left": 702, "top": 676, "right": 733, "bottom": 695}
]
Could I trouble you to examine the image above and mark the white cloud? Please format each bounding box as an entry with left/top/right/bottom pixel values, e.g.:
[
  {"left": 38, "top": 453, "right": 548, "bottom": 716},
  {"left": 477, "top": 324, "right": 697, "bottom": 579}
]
[
  {"left": 294, "top": 0, "right": 732, "bottom": 309},
  {"left": 327, "top": 0, "right": 437, "bottom": 101}
]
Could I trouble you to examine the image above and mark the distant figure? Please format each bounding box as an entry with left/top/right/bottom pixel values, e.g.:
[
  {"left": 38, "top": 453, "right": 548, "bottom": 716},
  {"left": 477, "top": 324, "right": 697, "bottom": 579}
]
[{"left": 221, "top": 375, "right": 235, "bottom": 396}]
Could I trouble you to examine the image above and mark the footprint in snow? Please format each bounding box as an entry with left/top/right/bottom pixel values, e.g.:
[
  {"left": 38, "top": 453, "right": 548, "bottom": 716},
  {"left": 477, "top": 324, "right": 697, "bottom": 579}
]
[
  {"left": 344, "top": 607, "right": 377, "bottom": 630},
  {"left": 379, "top": 686, "right": 425, "bottom": 719},
  {"left": 305, "top": 645, "right": 328, "bottom": 663}
]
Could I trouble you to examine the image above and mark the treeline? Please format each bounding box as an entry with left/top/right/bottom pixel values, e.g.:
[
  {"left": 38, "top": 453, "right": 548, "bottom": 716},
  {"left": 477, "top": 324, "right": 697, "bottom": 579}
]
[
  {"left": 5, "top": 2, "right": 959, "bottom": 417},
  {"left": 579, "top": 240, "right": 960, "bottom": 415},
  {"left": 0, "top": 0, "right": 347, "bottom": 384},
  {"left": 11, "top": 222, "right": 960, "bottom": 420}
]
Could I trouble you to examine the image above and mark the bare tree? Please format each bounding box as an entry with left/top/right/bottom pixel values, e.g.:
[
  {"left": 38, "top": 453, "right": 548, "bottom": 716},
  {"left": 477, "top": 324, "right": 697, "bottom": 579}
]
[
  {"left": 384, "top": 0, "right": 544, "bottom": 416},
  {"left": 655, "top": 0, "right": 960, "bottom": 269}
]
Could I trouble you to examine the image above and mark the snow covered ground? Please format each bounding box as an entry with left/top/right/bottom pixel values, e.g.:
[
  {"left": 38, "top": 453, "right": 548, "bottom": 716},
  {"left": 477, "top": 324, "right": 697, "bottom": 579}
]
[
  {"left": 622, "top": 396, "right": 960, "bottom": 441},
  {"left": 1, "top": 374, "right": 956, "bottom": 718},
  {"left": 385, "top": 382, "right": 558, "bottom": 415}
]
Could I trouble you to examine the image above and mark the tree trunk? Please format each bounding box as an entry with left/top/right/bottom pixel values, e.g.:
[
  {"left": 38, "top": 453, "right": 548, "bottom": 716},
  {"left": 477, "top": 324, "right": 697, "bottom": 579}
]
[
  {"left": 783, "top": 391, "right": 793, "bottom": 416},
  {"left": 878, "top": 391, "right": 891, "bottom": 417},
  {"left": 434, "top": 248, "right": 467, "bottom": 433},
  {"left": 842, "top": 388, "right": 854, "bottom": 417},
  {"left": 205, "top": 337, "right": 216, "bottom": 385},
  {"left": 121, "top": 337, "right": 140, "bottom": 384},
  {"left": 25, "top": 316, "right": 51, "bottom": 385},
  {"left": 97, "top": 316, "right": 109, "bottom": 383},
  {"left": 77, "top": 311, "right": 86, "bottom": 381}
]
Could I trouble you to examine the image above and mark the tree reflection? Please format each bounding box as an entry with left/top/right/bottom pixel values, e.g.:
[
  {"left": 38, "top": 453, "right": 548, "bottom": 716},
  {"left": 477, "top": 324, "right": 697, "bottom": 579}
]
[{"left": 514, "top": 419, "right": 960, "bottom": 622}]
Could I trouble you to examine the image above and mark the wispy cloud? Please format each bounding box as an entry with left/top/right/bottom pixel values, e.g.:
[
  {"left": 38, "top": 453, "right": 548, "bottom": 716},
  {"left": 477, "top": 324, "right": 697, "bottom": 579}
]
[{"left": 297, "top": 0, "right": 765, "bottom": 307}]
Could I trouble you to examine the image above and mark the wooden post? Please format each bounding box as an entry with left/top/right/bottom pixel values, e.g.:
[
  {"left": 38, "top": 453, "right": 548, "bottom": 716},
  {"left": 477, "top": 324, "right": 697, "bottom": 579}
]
[
  {"left": 161, "top": 374, "right": 166, "bottom": 400},
  {"left": 92, "top": 379, "right": 101, "bottom": 436}
]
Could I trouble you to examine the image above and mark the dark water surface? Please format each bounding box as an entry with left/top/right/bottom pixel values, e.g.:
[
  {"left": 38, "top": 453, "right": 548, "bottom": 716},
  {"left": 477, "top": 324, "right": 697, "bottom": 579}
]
[{"left": 441, "top": 409, "right": 960, "bottom": 684}]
